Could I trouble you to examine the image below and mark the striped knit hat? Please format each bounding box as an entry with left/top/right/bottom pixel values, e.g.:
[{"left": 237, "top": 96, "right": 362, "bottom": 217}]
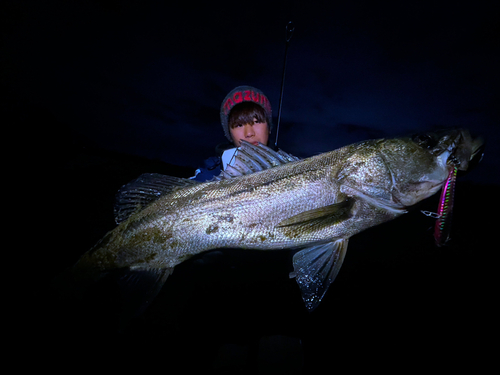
[{"left": 220, "top": 86, "right": 273, "bottom": 141}]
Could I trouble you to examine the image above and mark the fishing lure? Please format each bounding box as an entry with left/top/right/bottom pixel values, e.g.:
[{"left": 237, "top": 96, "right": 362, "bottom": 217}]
[{"left": 433, "top": 165, "right": 458, "bottom": 246}]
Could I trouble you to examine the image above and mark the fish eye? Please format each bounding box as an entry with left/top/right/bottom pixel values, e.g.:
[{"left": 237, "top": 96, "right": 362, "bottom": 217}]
[
  {"left": 448, "top": 154, "right": 461, "bottom": 166},
  {"left": 412, "top": 133, "right": 437, "bottom": 149}
]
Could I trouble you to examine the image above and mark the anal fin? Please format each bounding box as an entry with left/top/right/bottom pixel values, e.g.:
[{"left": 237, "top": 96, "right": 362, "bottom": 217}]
[
  {"left": 117, "top": 267, "right": 173, "bottom": 327},
  {"left": 290, "top": 239, "right": 349, "bottom": 311}
]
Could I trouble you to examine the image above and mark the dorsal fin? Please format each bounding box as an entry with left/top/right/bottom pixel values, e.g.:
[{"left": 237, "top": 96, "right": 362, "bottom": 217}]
[
  {"left": 212, "top": 141, "right": 300, "bottom": 181},
  {"left": 115, "top": 143, "right": 299, "bottom": 222},
  {"left": 114, "top": 173, "right": 199, "bottom": 224}
]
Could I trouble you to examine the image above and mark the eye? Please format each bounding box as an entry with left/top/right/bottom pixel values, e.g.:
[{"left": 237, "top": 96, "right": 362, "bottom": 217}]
[{"left": 412, "top": 133, "right": 437, "bottom": 149}]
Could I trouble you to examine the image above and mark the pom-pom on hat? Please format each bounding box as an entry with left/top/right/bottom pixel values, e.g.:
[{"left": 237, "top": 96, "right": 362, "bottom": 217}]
[{"left": 220, "top": 86, "right": 273, "bottom": 142}]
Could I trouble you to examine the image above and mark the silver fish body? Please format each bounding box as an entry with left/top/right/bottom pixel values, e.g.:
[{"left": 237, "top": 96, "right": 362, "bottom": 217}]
[{"left": 72, "top": 128, "right": 482, "bottom": 312}]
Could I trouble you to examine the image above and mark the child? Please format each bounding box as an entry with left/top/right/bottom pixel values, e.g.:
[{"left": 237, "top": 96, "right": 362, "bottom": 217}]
[{"left": 192, "top": 85, "right": 276, "bottom": 182}]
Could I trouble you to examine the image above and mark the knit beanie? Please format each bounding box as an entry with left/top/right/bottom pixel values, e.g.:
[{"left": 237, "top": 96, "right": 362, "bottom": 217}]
[{"left": 220, "top": 86, "right": 273, "bottom": 142}]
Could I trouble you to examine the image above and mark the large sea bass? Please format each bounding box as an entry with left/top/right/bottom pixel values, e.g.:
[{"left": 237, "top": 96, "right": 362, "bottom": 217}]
[{"left": 67, "top": 129, "right": 482, "bottom": 312}]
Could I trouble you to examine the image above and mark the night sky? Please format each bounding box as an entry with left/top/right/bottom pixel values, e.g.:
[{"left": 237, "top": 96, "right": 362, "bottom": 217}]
[
  {"left": 8, "top": 1, "right": 498, "bottom": 371},
  {"left": 4, "top": 0, "right": 499, "bottom": 184}
]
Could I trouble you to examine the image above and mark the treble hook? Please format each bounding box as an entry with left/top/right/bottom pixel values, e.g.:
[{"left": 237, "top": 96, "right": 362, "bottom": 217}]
[{"left": 421, "top": 210, "right": 441, "bottom": 219}]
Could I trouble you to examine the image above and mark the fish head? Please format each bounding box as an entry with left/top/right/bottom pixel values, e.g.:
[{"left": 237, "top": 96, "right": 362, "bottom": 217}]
[{"left": 378, "top": 128, "right": 484, "bottom": 207}]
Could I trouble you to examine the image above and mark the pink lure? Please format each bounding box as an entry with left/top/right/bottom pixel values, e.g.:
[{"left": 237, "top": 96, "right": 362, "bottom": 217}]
[{"left": 434, "top": 166, "right": 458, "bottom": 246}]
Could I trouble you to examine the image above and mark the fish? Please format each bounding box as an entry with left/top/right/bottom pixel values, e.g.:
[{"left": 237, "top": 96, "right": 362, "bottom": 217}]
[{"left": 64, "top": 128, "right": 483, "bottom": 314}]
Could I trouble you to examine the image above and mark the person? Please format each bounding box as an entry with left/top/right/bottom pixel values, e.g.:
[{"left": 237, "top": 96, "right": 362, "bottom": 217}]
[{"left": 191, "top": 85, "right": 275, "bottom": 182}]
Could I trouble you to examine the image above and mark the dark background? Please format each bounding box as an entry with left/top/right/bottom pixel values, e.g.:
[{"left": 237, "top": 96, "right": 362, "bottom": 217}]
[{"left": 5, "top": 1, "right": 497, "bottom": 372}]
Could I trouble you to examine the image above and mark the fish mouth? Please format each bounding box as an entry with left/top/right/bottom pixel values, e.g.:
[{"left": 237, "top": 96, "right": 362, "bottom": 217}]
[
  {"left": 445, "top": 129, "right": 484, "bottom": 171},
  {"left": 413, "top": 128, "right": 484, "bottom": 171}
]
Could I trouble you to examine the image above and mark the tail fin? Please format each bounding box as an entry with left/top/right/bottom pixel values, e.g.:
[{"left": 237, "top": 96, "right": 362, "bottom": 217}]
[
  {"left": 51, "top": 263, "right": 103, "bottom": 300},
  {"left": 53, "top": 263, "right": 173, "bottom": 329}
]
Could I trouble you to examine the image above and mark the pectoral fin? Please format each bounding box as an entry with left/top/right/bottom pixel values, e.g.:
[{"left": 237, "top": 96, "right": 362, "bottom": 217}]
[
  {"left": 277, "top": 199, "right": 354, "bottom": 235},
  {"left": 290, "top": 239, "right": 349, "bottom": 311}
]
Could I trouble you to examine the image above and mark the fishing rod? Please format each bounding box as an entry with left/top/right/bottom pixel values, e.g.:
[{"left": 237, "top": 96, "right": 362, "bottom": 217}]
[{"left": 274, "top": 21, "right": 295, "bottom": 151}]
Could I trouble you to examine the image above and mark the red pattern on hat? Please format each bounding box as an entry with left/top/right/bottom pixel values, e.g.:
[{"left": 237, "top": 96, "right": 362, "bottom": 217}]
[{"left": 220, "top": 86, "right": 273, "bottom": 142}]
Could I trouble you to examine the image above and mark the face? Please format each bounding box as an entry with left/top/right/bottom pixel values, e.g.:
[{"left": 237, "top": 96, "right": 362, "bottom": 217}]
[{"left": 230, "top": 118, "right": 269, "bottom": 147}]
